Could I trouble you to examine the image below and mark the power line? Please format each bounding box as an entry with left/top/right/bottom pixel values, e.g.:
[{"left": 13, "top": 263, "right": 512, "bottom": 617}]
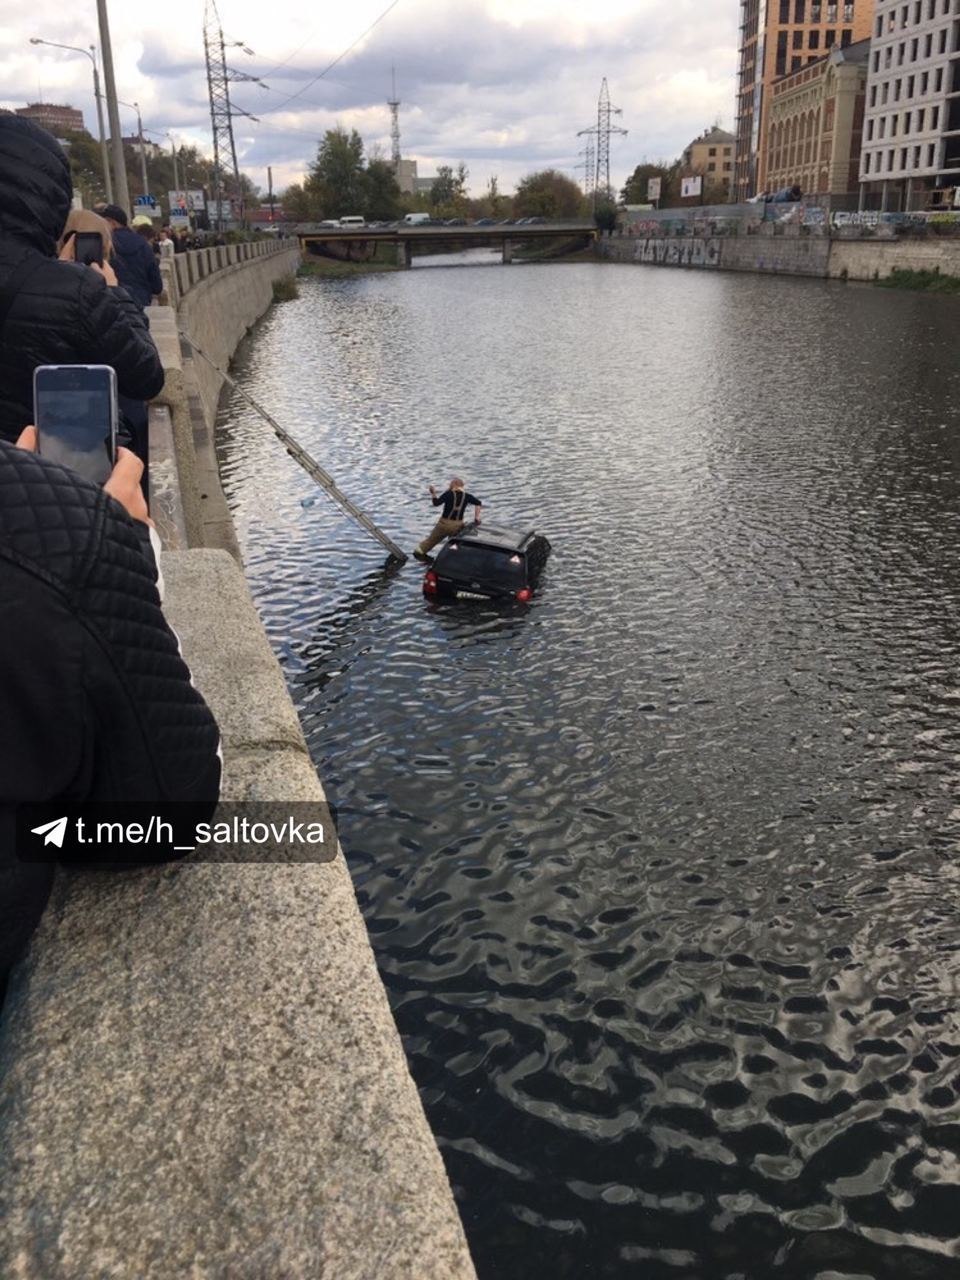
[
  {"left": 262, "top": 0, "right": 402, "bottom": 114},
  {"left": 595, "top": 77, "right": 627, "bottom": 207}
]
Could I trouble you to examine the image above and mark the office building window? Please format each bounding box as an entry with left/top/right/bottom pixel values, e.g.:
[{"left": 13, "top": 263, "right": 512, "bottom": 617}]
[
  {"left": 810, "top": 29, "right": 821, "bottom": 46},
  {"left": 925, "top": 31, "right": 933, "bottom": 54},
  {"left": 879, "top": 115, "right": 887, "bottom": 136},
  {"left": 826, "top": 28, "right": 836, "bottom": 45},
  {"left": 928, "top": 0, "right": 936, "bottom": 16},
  {"left": 901, "top": 2, "right": 909, "bottom": 22},
  {"left": 928, "top": 141, "right": 936, "bottom": 163},
  {"left": 844, "top": 0, "right": 853, "bottom": 16},
  {"left": 842, "top": 27, "right": 852, "bottom": 44},
  {"left": 911, "top": 37, "right": 919, "bottom": 59},
  {"left": 865, "top": 151, "right": 872, "bottom": 172},
  {"left": 792, "top": 54, "right": 803, "bottom": 68},
  {"left": 882, "top": 80, "right": 890, "bottom": 102},
  {"left": 917, "top": 106, "right": 925, "bottom": 127},
  {"left": 870, "top": 83, "right": 878, "bottom": 105},
  {"left": 904, "top": 110, "right": 912, "bottom": 130},
  {"left": 709, "top": 147, "right": 717, "bottom": 155},
  {"left": 795, "top": 0, "right": 806, "bottom": 17},
  {"left": 780, "top": 0, "right": 790, "bottom": 19},
  {"left": 877, "top": 12, "right": 884, "bottom": 33},
  {"left": 901, "top": 147, "right": 908, "bottom": 168},
  {"left": 828, "top": 2, "right": 838, "bottom": 19},
  {"left": 921, "top": 69, "right": 929, "bottom": 91},
  {"left": 888, "top": 148, "right": 896, "bottom": 168},
  {"left": 793, "top": 29, "right": 804, "bottom": 47},
  {"left": 907, "top": 74, "right": 915, "bottom": 94},
  {"left": 940, "top": 26, "right": 948, "bottom": 51},
  {"left": 914, "top": 145, "right": 922, "bottom": 165},
  {"left": 892, "top": 114, "right": 899, "bottom": 133},
  {"left": 895, "top": 77, "right": 902, "bottom": 98},
  {"left": 935, "top": 66, "right": 944, "bottom": 89},
  {"left": 708, "top": 162, "right": 716, "bottom": 171},
  {"left": 915, "top": 0, "right": 922, "bottom": 17},
  {"left": 932, "top": 102, "right": 940, "bottom": 126}
]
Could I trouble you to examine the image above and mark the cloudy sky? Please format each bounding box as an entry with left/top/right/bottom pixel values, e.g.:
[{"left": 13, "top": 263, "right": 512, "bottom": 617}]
[{"left": 0, "top": 0, "right": 738, "bottom": 196}]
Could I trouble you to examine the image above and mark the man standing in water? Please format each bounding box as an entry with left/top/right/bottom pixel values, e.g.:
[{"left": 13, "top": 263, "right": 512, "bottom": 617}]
[{"left": 413, "top": 476, "right": 482, "bottom": 561}]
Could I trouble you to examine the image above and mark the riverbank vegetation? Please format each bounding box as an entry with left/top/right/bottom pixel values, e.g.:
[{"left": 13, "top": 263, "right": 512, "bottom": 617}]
[{"left": 876, "top": 267, "right": 960, "bottom": 294}]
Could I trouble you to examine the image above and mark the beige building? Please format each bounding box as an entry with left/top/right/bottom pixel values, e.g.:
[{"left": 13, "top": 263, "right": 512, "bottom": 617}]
[
  {"left": 681, "top": 127, "right": 737, "bottom": 195},
  {"left": 395, "top": 158, "right": 418, "bottom": 195},
  {"left": 765, "top": 39, "right": 870, "bottom": 194},
  {"left": 735, "top": 0, "right": 877, "bottom": 199}
]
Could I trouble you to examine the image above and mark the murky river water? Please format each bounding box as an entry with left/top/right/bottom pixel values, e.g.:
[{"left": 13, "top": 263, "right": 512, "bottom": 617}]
[{"left": 217, "top": 260, "right": 960, "bottom": 1280}]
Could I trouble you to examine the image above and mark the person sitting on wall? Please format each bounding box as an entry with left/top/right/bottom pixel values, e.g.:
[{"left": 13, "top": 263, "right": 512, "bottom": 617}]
[{"left": 413, "top": 477, "right": 482, "bottom": 561}]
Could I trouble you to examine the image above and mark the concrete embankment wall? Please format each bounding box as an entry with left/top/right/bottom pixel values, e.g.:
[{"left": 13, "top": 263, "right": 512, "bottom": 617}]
[
  {"left": 598, "top": 228, "right": 960, "bottom": 282},
  {"left": 0, "top": 243, "right": 477, "bottom": 1280}
]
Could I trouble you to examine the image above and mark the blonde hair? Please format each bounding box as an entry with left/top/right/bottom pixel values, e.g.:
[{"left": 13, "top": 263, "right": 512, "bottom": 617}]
[{"left": 57, "top": 209, "right": 113, "bottom": 260}]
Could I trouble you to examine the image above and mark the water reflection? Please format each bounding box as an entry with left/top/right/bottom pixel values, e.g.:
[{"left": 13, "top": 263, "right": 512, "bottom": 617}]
[{"left": 218, "top": 264, "right": 960, "bottom": 1280}]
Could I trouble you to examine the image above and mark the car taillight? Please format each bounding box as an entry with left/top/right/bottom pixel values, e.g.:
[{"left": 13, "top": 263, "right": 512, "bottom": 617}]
[
  {"left": 515, "top": 587, "right": 532, "bottom": 602},
  {"left": 424, "top": 570, "right": 438, "bottom": 595}
]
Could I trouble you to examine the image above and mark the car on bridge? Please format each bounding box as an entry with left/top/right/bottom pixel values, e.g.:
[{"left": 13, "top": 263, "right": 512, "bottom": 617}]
[{"left": 422, "top": 523, "right": 551, "bottom": 603}]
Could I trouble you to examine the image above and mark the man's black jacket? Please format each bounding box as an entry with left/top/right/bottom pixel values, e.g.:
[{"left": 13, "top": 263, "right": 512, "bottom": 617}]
[
  {"left": 0, "top": 115, "right": 164, "bottom": 445},
  {"left": 111, "top": 226, "right": 163, "bottom": 309},
  {"left": 0, "top": 442, "right": 222, "bottom": 974}
]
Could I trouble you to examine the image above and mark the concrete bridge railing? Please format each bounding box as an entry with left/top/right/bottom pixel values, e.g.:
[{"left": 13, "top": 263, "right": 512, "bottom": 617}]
[{"left": 0, "top": 237, "right": 477, "bottom": 1278}]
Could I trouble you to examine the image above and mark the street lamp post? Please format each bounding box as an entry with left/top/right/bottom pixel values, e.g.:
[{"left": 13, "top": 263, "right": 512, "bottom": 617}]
[
  {"left": 96, "top": 0, "right": 130, "bottom": 217},
  {"left": 29, "top": 37, "right": 113, "bottom": 204},
  {"left": 119, "top": 99, "right": 149, "bottom": 199}
]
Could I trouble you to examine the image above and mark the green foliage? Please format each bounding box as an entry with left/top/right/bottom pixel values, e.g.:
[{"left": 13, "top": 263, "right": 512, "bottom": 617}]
[
  {"left": 594, "top": 202, "right": 618, "bottom": 234},
  {"left": 307, "top": 127, "right": 366, "bottom": 218},
  {"left": 514, "top": 169, "right": 585, "bottom": 219},
  {"left": 364, "top": 159, "right": 402, "bottom": 221},
  {"left": 621, "top": 161, "right": 679, "bottom": 206},
  {"left": 430, "top": 162, "right": 469, "bottom": 217},
  {"left": 876, "top": 267, "right": 960, "bottom": 293},
  {"left": 272, "top": 275, "right": 300, "bottom": 302}
]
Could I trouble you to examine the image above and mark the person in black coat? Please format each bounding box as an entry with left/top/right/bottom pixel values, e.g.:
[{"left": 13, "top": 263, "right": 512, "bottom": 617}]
[
  {"left": 0, "top": 431, "right": 222, "bottom": 981},
  {"left": 100, "top": 205, "right": 163, "bottom": 309},
  {"left": 0, "top": 114, "right": 164, "bottom": 446}
]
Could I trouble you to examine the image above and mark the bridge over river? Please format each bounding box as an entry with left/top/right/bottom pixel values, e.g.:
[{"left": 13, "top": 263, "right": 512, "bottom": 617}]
[{"left": 294, "top": 220, "right": 596, "bottom": 266}]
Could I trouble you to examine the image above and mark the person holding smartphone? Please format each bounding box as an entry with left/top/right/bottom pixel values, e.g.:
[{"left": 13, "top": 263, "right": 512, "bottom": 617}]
[
  {"left": 57, "top": 209, "right": 114, "bottom": 269},
  {"left": 0, "top": 114, "right": 164, "bottom": 447},
  {"left": 0, "top": 424, "right": 221, "bottom": 983}
]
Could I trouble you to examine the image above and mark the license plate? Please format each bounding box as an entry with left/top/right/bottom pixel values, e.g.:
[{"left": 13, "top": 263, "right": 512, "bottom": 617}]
[{"left": 456, "top": 590, "right": 488, "bottom": 600}]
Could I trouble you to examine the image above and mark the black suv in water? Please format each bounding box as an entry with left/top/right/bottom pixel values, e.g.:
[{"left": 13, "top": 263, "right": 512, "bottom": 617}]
[{"left": 423, "top": 523, "right": 551, "bottom": 602}]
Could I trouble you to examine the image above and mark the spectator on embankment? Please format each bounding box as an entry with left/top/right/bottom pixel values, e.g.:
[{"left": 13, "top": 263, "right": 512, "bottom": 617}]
[
  {"left": 0, "top": 114, "right": 165, "bottom": 446},
  {"left": 100, "top": 205, "right": 163, "bottom": 309}
]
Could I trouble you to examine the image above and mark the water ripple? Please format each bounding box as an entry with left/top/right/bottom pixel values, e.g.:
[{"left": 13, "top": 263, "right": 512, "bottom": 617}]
[{"left": 218, "top": 264, "right": 960, "bottom": 1280}]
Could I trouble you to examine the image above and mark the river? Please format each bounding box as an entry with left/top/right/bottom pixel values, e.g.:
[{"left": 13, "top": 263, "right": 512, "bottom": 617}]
[{"left": 217, "top": 260, "right": 960, "bottom": 1280}]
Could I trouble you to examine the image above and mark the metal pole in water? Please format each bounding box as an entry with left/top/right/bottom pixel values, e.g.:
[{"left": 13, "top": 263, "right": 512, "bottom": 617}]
[{"left": 179, "top": 330, "right": 409, "bottom": 565}]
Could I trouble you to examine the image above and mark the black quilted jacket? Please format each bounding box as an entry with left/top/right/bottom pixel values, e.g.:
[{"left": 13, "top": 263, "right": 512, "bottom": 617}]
[
  {"left": 0, "top": 114, "right": 165, "bottom": 445},
  {"left": 0, "top": 441, "right": 221, "bottom": 974}
]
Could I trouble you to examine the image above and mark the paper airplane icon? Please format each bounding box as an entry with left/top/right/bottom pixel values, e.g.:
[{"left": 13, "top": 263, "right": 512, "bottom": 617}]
[{"left": 31, "top": 816, "right": 69, "bottom": 848}]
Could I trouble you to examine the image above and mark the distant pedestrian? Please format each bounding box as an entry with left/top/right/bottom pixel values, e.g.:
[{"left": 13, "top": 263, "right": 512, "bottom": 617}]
[
  {"left": 414, "top": 477, "right": 482, "bottom": 561},
  {"left": 99, "top": 205, "right": 162, "bottom": 309}
]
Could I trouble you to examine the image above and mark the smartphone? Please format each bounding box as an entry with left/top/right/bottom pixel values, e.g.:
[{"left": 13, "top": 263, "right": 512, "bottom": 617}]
[
  {"left": 34, "top": 364, "right": 118, "bottom": 486},
  {"left": 73, "top": 231, "right": 104, "bottom": 267}
]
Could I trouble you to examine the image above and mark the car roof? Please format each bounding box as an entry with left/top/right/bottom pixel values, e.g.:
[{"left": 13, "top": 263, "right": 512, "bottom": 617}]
[{"left": 451, "top": 522, "right": 537, "bottom": 552}]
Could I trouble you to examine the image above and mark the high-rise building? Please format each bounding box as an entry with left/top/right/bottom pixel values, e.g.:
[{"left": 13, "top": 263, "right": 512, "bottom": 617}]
[
  {"left": 734, "top": 0, "right": 876, "bottom": 199},
  {"left": 859, "top": 0, "right": 960, "bottom": 209},
  {"left": 16, "top": 102, "right": 84, "bottom": 136}
]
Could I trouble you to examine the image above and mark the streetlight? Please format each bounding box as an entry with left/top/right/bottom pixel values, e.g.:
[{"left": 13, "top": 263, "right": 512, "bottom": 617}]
[
  {"left": 117, "top": 98, "right": 148, "bottom": 201},
  {"left": 29, "top": 37, "right": 113, "bottom": 203}
]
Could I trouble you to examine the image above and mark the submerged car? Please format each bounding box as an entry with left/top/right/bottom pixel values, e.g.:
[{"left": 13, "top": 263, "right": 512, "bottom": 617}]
[{"left": 423, "top": 523, "right": 551, "bottom": 603}]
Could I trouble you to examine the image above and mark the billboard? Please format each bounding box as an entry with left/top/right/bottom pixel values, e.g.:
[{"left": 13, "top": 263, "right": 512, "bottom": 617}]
[
  {"left": 681, "top": 175, "right": 703, "bottom": 199},
  {"left": 646, "top": 177, "right": 662, "bottom": 201},
  {"left": 167, "top": 190, "right": 189, "bottom": 216},
  {"left": 186, "top": 189, "right": 206, "bottom": 212}
]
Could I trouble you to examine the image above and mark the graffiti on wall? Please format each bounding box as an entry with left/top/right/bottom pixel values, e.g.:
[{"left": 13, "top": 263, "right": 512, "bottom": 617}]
[{"left": 632, "top": 238, "right": 722, "bottom": 268}]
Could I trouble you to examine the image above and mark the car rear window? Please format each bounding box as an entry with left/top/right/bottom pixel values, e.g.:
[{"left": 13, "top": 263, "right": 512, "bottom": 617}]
[{"left": 436, "top": 542, "right": 526, "bottom": 585}]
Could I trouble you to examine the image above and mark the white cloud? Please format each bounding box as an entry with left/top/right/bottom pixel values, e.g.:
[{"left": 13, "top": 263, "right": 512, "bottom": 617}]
[{"left": 0, "top": 0, "right": 738, "bottom": 196}]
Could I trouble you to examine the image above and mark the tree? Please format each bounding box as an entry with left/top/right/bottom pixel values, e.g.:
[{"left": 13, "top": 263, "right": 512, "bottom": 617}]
[
  {"left": 308, "top": 127, "right": 366, "bottom": 218},
  {"left": 430, "top": 162, "right": 469, "bottom": 216},
  {"left": 513, "top": 169, "right": 584, "bottom": 219},
  {"left": 363, "top": 159, "right": 402, "bottom": 221},
  {"left": 281, "top": 182, "right": 319, "bottom": 221},
  {"left": 621, "top": 161, "right": 682, "bottom": 207},
  {"left": 594, "top": 201, "right": 618, "bottom": 234}
]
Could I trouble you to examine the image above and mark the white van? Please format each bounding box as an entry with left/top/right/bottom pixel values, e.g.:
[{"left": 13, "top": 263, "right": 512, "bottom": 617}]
[
  {"left": 403, "top": 212, "right": 431, "bottom": 226},
  {"left": 339, "top": 215, "right": 365, "bottom": 227}
]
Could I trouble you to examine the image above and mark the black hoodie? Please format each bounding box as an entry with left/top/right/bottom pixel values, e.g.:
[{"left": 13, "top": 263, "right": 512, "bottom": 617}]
[{"left": 0, "top": 114, "right": 164, "bottom": 444}]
